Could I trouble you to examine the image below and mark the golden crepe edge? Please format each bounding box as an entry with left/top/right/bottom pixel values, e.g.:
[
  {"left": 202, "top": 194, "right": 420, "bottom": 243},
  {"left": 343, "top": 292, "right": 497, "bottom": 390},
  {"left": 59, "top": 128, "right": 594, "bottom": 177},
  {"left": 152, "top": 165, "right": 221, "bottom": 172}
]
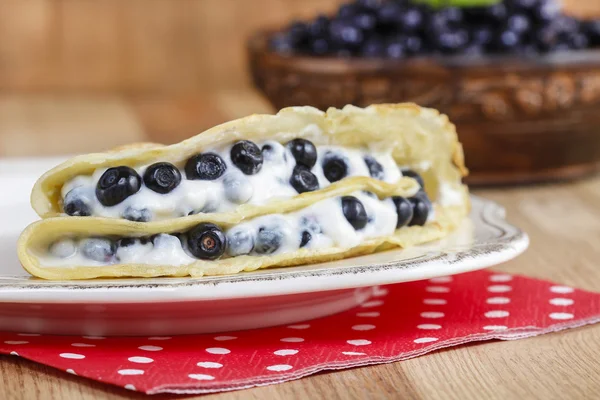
[
  {"left": 19, "top": 177, "right": 468, "bottom": 280},
  {"left": 30, "top": 103, "right": 468, "bottom": 218}
]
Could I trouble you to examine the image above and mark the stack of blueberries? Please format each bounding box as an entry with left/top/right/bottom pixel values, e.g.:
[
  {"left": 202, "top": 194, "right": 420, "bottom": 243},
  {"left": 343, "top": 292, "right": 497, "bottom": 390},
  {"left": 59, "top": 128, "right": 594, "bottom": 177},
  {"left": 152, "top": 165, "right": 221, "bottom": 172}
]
[{"left": 270, "top": 0, "right": 600, "bottom": 57}]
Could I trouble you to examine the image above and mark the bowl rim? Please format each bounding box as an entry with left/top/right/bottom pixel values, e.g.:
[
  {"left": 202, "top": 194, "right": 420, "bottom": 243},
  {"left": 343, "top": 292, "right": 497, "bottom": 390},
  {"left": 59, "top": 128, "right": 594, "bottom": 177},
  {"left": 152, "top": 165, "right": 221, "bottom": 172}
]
[{"left": 248, "top": 29, "right": 600, "bottom": 72}]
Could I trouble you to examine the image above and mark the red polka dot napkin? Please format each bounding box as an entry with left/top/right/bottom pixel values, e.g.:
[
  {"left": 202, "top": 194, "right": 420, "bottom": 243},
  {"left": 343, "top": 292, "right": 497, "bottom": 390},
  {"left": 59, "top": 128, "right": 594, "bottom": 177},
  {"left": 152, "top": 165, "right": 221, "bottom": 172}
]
[{"left": 1, "top": 270, "right": 599, "bottom": 395}]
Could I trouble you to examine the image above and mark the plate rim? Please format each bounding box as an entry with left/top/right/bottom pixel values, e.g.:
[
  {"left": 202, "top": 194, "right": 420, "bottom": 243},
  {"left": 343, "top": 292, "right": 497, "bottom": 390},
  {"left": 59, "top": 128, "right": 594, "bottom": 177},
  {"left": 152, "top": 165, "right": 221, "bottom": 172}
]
[{"left": 0, "top": 195, "right": 528, "bottom": 303}]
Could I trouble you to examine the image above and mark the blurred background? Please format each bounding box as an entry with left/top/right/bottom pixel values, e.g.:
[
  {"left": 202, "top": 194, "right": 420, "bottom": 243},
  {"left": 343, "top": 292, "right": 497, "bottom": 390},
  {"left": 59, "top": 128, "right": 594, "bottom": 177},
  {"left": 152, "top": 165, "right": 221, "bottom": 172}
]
[{"left": 1, "top": 0, "right": 600, "bottom": 182}]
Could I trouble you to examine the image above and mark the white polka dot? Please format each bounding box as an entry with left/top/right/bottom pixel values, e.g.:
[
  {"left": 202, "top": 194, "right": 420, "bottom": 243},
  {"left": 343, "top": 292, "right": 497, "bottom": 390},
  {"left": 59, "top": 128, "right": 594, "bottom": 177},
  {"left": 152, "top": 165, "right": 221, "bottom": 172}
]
[
  {"left": 4, "top": 341, "right": 28, "bottom": 345},
  {"left": 426, "top": 286, "right": 450, "bottom": 293},
  {"left": 347, "top": 339, "right": 371, "bottom": 346},
  {"left": 17, "top": 333, "right": 40, "bottom": 337},
  {"left": 420, "top": 312, "right": 444, "bottom": 319},
  {"left": 487, "top": 285, "right": 512, "bottom": 293},
  {"left": 429, "top": 276, "right": 453, "bottom": 283},
  {"left": 274, "top": 349, "right": 298, "bottom": 356},
  {"left": 9, "top": 351, "right": 19, "bottom": 356},
  {"left": 423, "top": 299, "right": 447, "bottom": 305},
  {"left": 71, "top": 343, "right": 96, "bottom": 348},
  {"left": 372, "top": 287, "right": 389, "bottom": 296},
  {"left": 60, "top": 353, "right": 85, "bottom": 359},
  {"left": 361, "top": 300, "right": 383, "bottom": 308},
  {"left": 352, "top": 324, "right": 375, "bottom": 331},
  {"left": 124, "top": 384, "right": 136, "bottom": 391},
  {"left": 197, "top": 361, "right": 223, "bottom": 368},
  {"left": 205, "top": 347, "right": 231, "bottom": 355},
  {"left": 128, "top": 356, "right": 154, "bottom": 364},
  {"left": 287, "top": 324, "right": 310, "bottom": 330},
  {"left": 549, "top": 298, "right": 574, "bottom": 306},
  {"left": 138, "top": 345, "right": 163, "bottom": 351},
  {"left": 417, "top": 324, "right": 441, "bottom": 330},
  {"left": 483, "top": 325, "right": 508, "bottom": 330},
  {"left": 148, "top": 336, "right": 171, "bottom": 341},
  {"left": 486, "top": 297, "right": 511, "bottom": 305},
  {"left": 356, "top": 312, "right": 380, "bottom": 318},
  {"left": 489, "top": 274, "right": 513, "bottom": 282},
  {"left": 414, "top": 337, "right": 438, "bottom": 343},
  {"left": 213, "top": 336, "right": 237, "bottom": 341},
  {"left": 549, "top": 312, "right": 574, "bottom": 320},
  {"left": 550, "top": 286, "right": 574, "bottom": 294},
  {"left": 118, "top": 369, "right": 145, "bottom": 376},
  {"left": 189, "top": 373, "right": 215, "bottom": 380},
  {"left": 66, "top": 369, "right": 76, "bottom": 375},
  {"left": 485, "top": 310, "right": 510, "bottom": 318},
  {"left": 342, "top": 351, "right": 366, "bottom": 356},
  {"left": 82, "top": 336, "right": 105, "bottom": 340},
  {"left": 266, "top": 364, "right": 293, "bottom": 371},
  {"left": 280, "top": 337, "right": 304, "bottom": 343}
]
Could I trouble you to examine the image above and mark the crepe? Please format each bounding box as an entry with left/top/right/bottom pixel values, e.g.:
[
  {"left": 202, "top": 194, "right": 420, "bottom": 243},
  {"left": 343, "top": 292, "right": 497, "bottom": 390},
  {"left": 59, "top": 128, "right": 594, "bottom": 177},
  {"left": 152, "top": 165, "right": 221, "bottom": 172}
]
[{"left": 19, "top": 103, "right": 470, "bottom": 280}]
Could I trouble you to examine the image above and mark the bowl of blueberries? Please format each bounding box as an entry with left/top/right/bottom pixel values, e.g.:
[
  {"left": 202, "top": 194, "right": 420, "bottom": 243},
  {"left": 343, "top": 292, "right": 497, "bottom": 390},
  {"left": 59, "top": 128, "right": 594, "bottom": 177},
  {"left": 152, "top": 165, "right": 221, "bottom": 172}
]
[{"left": 248, "top": 0, "right": 600, "bottom": 185}]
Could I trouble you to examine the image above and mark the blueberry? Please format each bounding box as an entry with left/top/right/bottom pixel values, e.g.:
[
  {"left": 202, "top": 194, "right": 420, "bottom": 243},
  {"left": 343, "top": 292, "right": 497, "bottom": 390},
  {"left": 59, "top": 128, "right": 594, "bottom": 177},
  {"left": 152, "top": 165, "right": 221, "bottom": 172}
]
[
  {"left": 512, "top": 0, "right": 539, "bottom": 11},
  {"left": 429, "top": 7, "right": 463, "bottom": 32},
  {"left": 585, "top": 21, "right": 600, "bottom": 46},
  {"left": 122, "top": 207, "right": 152, "bottom": 222},
  {"left": 341, "top": 196, "right": 368, "bottom": 230},
  {"left": 435, "top": 29, "right": 470, "bottom": 54},
  {"left": 354, "top": 13, "right": 377, "bottom": 32},
  {"left": 300, "top": 231, "right": 312, "bottom": 248},
  {"left": 364, "top": 155, "right": 384, "bottom": 180},
  {"left": 255, "top": 227, "right": 284, "bottom": 254},
  {"left": 329, "top": 20, "right": 364, "bottom": 49},
  {"left": 322, "top": 153, "right": 349, "bottom": 183},
  {"left": 491, "top": 29, "right": 522, "bottom": 53},
  {"left": 230, "top": 140, "right": 263, "bottom": 175},
  {"left": 565, "top": 32, "right": 589, "bottom": 50},
  {"left": 270, "top": 33, "right": 294, "bottom": 53},
  {"left": 361, "top": 37, "right": 385, "bottom": 57},
  {"left": 290, "top": 165, "right": 319, "bottom": 194},
  {"left": 143, "top": 162, "right": 181, "bottom": 194},
  {"left": 80, "top": 238, "right": 116, "bottom": 262},
  {"left": 309, "top": 15, "right": 330, "bottom": 38},
  {"left": 534, "top": 0, "right": 561, "bottom": 24},
  {"left": 484, "top": 3, "right": 508, "bottom": 22},
  {"left": 299, "top": 215, "right": 322, "bottom": 234},
  {"left": 311, "top": 38, "right": 331, "bottom": 55},
  {"left": 471, "top": 26, "right": 494, "bottom": 48},
  {"left": 507, "top": 14, "right": 531, "bottom": 35},
  {"left": 287, "top": 139, "right": 317, "bottom": 168},
  {"left": 391, "top": 196, "right": 414, "bottom": 229},
  {"left": 187, "top": 223, "right": 226, "bottom": 260},
  {"left": 64, "top": 188, "right": 92, "bottom": 216},
  {"left": 117, "top": 238, "right": 136, "bottom": 248},
  {"left": 400, "top": 7, "right": 424, "bottom": 33},
  {"left": 288, "top": 21, "right": 310, "bottom": 48},
  {"left": 95, "top": 166, "right": 141, "bottom": 207},
  {"left": 401, "top": 169, "right": 425, "bottom": 188},
  {"left": 386, "top": 39, "right": 406, "bottom": 59},
  {"left": 226, "top": 228, "right": 255, "bottom": 256},
  {"left": 408, "top": 197, "right": 430, "bottom": 227},
  {"left": 377, "top": 2, "right": 403, "bottom": 27},
  {"left": 185, "top": 153, "right": 227, "bottom": 181},
  {"left": 223, "top": 173, "right": 254, "bottom": 204},
  {"left": 49, "top": 239, "right": 77, "bottom": 258},
  {"left": 403, "top": 35, "right": 425, "bottom": 55}
]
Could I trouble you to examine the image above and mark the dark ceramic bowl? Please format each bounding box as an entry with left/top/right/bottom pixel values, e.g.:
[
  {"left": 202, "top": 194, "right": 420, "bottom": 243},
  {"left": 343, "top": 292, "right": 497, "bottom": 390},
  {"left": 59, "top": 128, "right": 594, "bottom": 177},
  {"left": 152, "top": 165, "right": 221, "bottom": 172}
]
[{"left": 248, "top": 30, "right": 600, "bottom": 185}]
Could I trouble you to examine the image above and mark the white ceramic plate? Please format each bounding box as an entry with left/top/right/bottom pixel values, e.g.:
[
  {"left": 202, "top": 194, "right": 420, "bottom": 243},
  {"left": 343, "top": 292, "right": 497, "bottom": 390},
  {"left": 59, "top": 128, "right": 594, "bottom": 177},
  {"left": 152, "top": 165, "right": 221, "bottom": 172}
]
[{"left": 0, "top": 158, "right": 528, "bottom": 336}]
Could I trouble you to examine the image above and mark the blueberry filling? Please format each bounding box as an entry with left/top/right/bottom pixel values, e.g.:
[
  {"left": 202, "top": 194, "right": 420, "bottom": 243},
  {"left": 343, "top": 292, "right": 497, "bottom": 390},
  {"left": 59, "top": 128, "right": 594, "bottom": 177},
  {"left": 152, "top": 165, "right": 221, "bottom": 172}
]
[
  {"left": 255, "top": 227, "right": 284, "bottom": 254},
  {"left": 364, "top": 155, "right": 384, "bottom": 180},
  {"left": 226, "top": 228, "right": 255, "bottom": 256},
  {"left": 80, "top": 238, "right": 116, "bottom": 262},
  {"left": 322, "top": 154, "right": 348, "bottom": 183},
  {"left": 408, "top": 197, "right": 430, "bottom": 227},
  {"left": 64, "top": 189, "right": 91, "bottom": 217},
  {"left": 143, "top": 162, "right": 181, "bottom": 194},
  {"left": 230, "top": 140, "right": 263, "bottom": 175},
  {"left": 290, "top": 165, "right": 319, "bottom": 194},
  {"left": 185, "top": 153, "right": 227, "bottom": 181},
  {"left": 287, "top": 139, "right": 317, "bottom": 168},
  {"left": 96, "top": 166, "right": 141, "bottom": 207},
  {"left": 341, "top": 196, "right": 368, "bottom": 230},
  {"left": 392, "top": 196, "right": 413, "bottom": 229},
  {"left": 187, "top": 223, "right": 227, "bottom": 260},
  {"left": 300, "top": 231, "right": 312, "bottom": 248},
  {"left": 122, "top": 207, "right": 152, "bottom": 222}
]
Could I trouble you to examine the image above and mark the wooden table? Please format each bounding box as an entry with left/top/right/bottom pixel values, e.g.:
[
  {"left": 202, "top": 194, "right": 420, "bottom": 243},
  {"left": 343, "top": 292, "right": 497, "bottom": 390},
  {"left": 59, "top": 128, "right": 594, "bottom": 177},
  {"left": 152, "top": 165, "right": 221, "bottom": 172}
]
[{"left": 1, "top": 92, "right": 600, "bottom": 400}]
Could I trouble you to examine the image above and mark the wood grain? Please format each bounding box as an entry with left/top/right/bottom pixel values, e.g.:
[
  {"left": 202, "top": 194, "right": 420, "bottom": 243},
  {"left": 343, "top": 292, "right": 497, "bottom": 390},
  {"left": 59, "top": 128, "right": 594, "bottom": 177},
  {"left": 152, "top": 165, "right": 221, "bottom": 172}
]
[{"left": 1, "top": 91, "right": 600, "bottom": 399}]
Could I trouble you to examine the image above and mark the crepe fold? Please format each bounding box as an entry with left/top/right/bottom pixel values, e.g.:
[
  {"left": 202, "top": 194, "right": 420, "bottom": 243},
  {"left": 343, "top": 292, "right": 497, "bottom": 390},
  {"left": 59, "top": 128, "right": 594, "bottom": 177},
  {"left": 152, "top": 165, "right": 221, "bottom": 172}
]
[{"left": 20, "top": 103, "right": 470, "bottom": 280}]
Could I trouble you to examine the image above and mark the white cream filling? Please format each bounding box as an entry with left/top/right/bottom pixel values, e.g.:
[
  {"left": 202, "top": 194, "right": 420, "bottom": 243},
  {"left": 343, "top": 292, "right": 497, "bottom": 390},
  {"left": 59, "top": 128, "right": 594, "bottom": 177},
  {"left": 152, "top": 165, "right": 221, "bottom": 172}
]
[
  {"left": 61, "top": 141, "right": 405, "bottom": 221},
  {"left": 41, "top": 191, "right": 406, "bottom": 268}
]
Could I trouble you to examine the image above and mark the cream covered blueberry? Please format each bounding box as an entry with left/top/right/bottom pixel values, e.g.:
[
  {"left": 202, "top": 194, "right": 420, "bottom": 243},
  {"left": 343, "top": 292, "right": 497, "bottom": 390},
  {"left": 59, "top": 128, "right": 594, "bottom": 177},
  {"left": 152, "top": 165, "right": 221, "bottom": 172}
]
[
  {"left": 41, "top": 190, "right": 434, "bottom": 268},
  {"left": 60, "top": 138, "right": 422, "bottom": 221}
]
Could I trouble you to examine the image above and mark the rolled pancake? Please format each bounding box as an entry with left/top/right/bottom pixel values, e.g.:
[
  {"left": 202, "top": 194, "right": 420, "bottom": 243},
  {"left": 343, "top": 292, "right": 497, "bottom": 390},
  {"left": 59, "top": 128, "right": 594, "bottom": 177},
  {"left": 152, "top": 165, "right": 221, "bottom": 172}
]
[
  {"left": 19, "top": 177, "right": 468, "bottom": 280},
  {"left": 30, "top": 103, "right": 467, "bottom": 219}
]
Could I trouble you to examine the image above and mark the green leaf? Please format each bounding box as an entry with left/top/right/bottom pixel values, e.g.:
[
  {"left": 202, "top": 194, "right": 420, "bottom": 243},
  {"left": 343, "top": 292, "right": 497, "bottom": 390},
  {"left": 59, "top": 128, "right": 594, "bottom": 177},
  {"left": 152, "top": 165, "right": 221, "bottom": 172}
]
[{"left": 412, "top": 0, "right": 501, "bottom": 8}]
